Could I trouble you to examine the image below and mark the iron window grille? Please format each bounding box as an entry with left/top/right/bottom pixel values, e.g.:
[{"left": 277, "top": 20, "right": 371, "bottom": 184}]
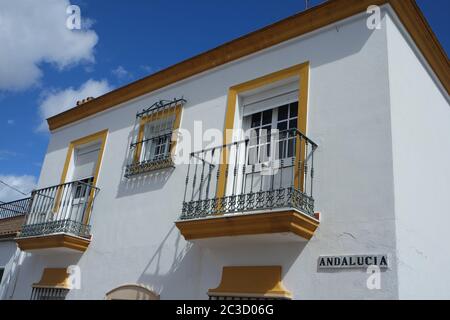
[
  {"left": 125, "top": 98, "right": 186, "bottom": 178},
  {"left": 30, "top": 287, "right": 69, "bottom": 300}
]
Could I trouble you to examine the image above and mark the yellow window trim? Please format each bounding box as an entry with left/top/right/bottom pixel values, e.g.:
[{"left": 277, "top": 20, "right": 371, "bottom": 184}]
[
  {"left": 33, "top": 268, "right": 71, "bottom": 289},
  {"left": 133, "top": 104, "right": 183, "bottom": 163},
  {"left": 217, "top": 62, "right": 310, "bottom": 200},
  {"left": 208, "top": 266, "right": 292, "bottom": 299},
  {"left": 58, "top": 129, "right": 108, "bottom": 225}
]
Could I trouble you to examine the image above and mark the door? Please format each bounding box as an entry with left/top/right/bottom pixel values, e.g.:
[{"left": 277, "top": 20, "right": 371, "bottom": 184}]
[
  {"left": 242, "top": 102, "right": 298, "bottom": 194},
  {"left": 63, "top": 143, "right": 100, "bottom": 223}
]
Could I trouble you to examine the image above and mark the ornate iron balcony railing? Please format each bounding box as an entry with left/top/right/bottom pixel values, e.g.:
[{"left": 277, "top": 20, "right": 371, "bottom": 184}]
[
  {"left": 181, "top": 128, "right": 318, "bottom": 220},
  {"left": 17, "top": 180, "right": 99, "bottom": 239},
  {"left": 0, "top": 197, "right": 31, "bottom": 220}
]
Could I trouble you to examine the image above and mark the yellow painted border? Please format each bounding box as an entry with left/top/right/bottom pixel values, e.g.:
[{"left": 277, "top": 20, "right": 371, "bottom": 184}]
[
  {"left": 217, "top": 62, "right": 310, "bottom": 198},
  {"left": 176, "top": 209, "right": 319, "bottom": 241},
  {"left": 59, "top": 129, "right": 108, "bottom": 224},
  {"left": 208, "top": 266, "right": 292, "bottom": 299},
  {"left": 33, "top": 268, "right": 71, "bottom": 289},
  {"left": 133, "top": 105, "right": 183, "bottom": 163},
  {"left": 17, "top": 233, "right": 91, "bottom": 252},
  {"left": 47, "top": 0, "right": 450, "bottom": 131}
]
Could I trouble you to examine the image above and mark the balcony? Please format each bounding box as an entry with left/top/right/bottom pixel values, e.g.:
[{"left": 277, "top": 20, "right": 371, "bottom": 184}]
[
  {"left": 0, "top": 197, "right": 31, "bottom": 239},
  {"left": 15, "top": 180, "right": 99, "bottom": 253},
  {"left": 176, "top": 128, "right": 319, "bottom": 242}
]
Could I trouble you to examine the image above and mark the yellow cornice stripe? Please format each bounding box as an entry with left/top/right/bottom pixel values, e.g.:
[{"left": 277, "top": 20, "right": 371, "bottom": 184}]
[{"left": 46, "top": 0, "right": 449, "bottom": 131}]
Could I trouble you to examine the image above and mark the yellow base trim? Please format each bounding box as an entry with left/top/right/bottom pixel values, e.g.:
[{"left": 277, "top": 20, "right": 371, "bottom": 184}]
[
  {"left": 16, "top": 233, "right": 91, "bottom": 252},
  {"left": 176, "top": 210, "right": 319, "bottom": 241},
  {"left": 33, "top": 268, "right": 71, "bottom": 289},
  {"left": 208, "top": 266, "right": 292, "bottom": 299}
]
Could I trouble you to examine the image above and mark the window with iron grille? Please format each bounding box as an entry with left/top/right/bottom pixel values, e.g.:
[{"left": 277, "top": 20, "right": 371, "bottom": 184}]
[
  {"left": 125, "top": 98, "right": 185, "bottom": 178},
  {"left": 30, "top": 287, "right": 69, "bottom": 300}
]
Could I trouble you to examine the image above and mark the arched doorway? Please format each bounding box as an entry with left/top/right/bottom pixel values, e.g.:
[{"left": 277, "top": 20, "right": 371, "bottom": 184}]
[{"left": 105, "top": 284, "right": 159, "bottom": 300}]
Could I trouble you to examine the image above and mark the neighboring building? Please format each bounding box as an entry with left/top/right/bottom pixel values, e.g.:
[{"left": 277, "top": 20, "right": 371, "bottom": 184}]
[
  {"left": 0, "top": 0, "right": 449, "bottom": 300},
  {"left": 0, "top": 198, "right": 30, "bottom": 300}
]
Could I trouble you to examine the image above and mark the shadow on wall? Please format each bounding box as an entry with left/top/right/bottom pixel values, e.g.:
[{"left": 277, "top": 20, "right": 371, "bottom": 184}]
[
  {"left": 3, "top": 251, "right": 83, "bottom": 300},
  {"left": 136, "top": 224, "right": 309, "bottom": 299},
  {"left": 136, "top": 224, "right": 199, "bottom": 299},
  {"left": 116, "top": 168, "right": 175, "bottom": 198},
  {"left": 115, "top": 118, "right": 176, "bottom": 198}
]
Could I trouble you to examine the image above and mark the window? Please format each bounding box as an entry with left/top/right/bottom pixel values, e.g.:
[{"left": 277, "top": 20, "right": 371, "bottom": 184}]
[
  {"left": 73, "top": 177, "right": 94, "bottom": 199},
  {"left": 30, "top": 287, "right": 68, "bottom": 300},
  {"left": 139, "top": 116, "right": 175, "bottom": 163},
  {"left": 125, "top": 99, "right": 185, "bottom": 177},
  {"left": 245, "top": 101, "right": 298, "bottom": 165},
  {"left": 31, "top": 268, "right": 71, "bottom": 300}
]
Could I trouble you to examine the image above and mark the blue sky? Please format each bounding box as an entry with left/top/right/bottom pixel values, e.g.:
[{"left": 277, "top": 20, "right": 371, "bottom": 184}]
[{"left": 0, "top": 0, "right": 448, "bottom": 201}]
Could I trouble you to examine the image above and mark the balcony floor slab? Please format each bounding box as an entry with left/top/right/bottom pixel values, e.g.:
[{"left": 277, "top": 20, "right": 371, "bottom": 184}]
[
  {"left": 16, "top": 233, "right": 91, "bottom": 253},
  {"left": 176, "top": 209, "right": 319, "bottom": 242}
]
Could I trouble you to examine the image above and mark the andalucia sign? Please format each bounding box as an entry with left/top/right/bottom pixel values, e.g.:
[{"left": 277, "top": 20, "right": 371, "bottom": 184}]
[{"left": 318, "top": 254, "right": 389, "bottom": 269}]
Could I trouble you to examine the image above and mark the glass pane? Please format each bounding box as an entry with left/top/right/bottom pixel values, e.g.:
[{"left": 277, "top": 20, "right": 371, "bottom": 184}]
[
  {"left": 290, "top": 102, "right": 298, "bottom": 117},
  {"left": 260, "top": 126, "right": 271, "bottom": 139},
  {"left": 248, "top": 147, "right": 257, "bottom": 165},
  {"left": 278, "top": 104, "right": 288, "bottom": 121},
  {"left": 277, "top": 121, "right": 287, "bottom": 132},
  {"left": 278, "top": 139, "right": 286, "bottom": 159},
  {"left": 262, "top": 109, "right": 272, "bottom": 125},
  {"left": 289, "top": 119, "right": 297, "bottom": 129},
  {"left": 287, "top": 139, "right": 295, "bottom": 157},
  {"left": 251, "top": 113, "right": 261, "bottom": 128}
]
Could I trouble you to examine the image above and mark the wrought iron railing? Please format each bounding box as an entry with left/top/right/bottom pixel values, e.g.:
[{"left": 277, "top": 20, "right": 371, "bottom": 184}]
[
  {"left": 17, "top": 180, "right": 99, "bottom": 239},
  {"left": 125, "top": 132, "right": 175, "bottom": 177},
  {"left": 181, "top": 128, "right": 318, "bottom": 220},
  {"left": 0, "top": 197, "right": 31, "bottom": 219},
  {"left": 125, "top": 98, "right": 186, "bottom": 178}
]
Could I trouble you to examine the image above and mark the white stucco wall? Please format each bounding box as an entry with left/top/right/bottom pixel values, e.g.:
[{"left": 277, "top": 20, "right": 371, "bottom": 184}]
[
  {"left": 386, "top": 11, "right": 450, "bottom": 299},
  {"left": 11, "top": 8, "right": 402, "bottom": 299},
  {"left": 0, "top": 241, "right": 21, "bottom": 300}
]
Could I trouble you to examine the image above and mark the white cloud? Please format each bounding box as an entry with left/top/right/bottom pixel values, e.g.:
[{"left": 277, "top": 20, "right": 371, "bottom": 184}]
[
  {"left": 0, "top": 175, "right": 36, "bottom": 202},
  {"left": 0, "top": 0, "right": 98, "bottom": 91},
  {"left": 112, "top": 65, "right": 132, "bottom": 80},
  {"left": 37, "top": 79, "right": 112, "bottom": 131},
  {"left": 0, "top": 150, "right": 18, "bottom": 160},
  {"left": 140, "top": 65, "right": 153, "bottom": 73}
]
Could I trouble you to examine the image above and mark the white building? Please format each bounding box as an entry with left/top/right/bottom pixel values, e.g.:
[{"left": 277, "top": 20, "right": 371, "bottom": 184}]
[{"left": 1, "top": 0, "right": 449, "bottom": 300}]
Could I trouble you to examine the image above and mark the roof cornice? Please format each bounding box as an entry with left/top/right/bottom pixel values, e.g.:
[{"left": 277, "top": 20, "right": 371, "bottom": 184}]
[{"left": 47, "top": 0, "right": 449, "bottom": 131}]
